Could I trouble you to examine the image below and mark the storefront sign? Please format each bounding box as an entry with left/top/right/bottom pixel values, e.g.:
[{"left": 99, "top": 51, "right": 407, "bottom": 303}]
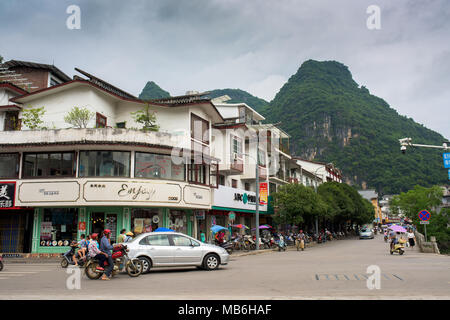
[
  {"left": 213, "top": 185, "right": 267, "bottom": 212},
  {"left": 0, "top": 182, "right": 15, "bottom": 208},
  {"left": 229, "top": 212, "right": 236, "bottom": 221},
  {"left": 183, "top": 185, "right": 210, "bottom": 206},
  {"left": 18, "top": 181, "right": 80, "bottom": 203},
  {"left": 195, "top": 210, "right": 206, "bottom": 220},
  {"left": 83, "top": 181, "right": 182, "bottom": 203},
  {"left": 259, "top": 182, "right": 268, "bottom": 205}
]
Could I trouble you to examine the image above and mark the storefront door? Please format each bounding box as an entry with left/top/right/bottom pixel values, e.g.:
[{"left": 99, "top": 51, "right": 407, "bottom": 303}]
[
  {"left": 89, "top": 211, "right": 118, "bottom": 243},
  {"left": 0, "top": 209, "right": 34, "bottom": 253}
]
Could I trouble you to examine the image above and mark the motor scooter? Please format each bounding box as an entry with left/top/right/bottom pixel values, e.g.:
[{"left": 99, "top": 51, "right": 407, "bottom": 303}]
[
  {"left": 215, "top": 239, "right": 233, "bottom": 254},
  {"left": 390, "top": 239, "right": 406, "bottom": 255},
  {"left": 277, "top": 235, "right": 286, "bottom": 252},
  {"left": 61, "top": 242, "right": 88, "bottom": 268}
]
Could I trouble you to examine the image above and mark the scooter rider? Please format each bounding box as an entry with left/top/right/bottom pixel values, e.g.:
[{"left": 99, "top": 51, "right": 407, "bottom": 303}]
[
  {"left": 389, "top": 229, "right": 397, "bottom": 251},
  {"left": 99, "top": 229, "right": 114, "bottom": 280}
]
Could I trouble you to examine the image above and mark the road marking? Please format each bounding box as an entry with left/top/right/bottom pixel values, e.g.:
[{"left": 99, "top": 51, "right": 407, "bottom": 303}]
[
  {"left": 392, "top": 274, "right": 403, "bottom": 281},
  {"left": 0, "top": 272, "right": 38, "bottom": 274},
  {"left": 315, "top": 273, "right": 404, "bottom": 281}
]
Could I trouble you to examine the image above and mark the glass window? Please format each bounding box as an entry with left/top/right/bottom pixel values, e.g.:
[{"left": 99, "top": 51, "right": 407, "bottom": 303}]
[
  {"left": 79, "top": 151, "right": 130, "bottom": 177},
  {"left": 135, "top": 152, "right": 185, "bottom": 181},
  {"left": 191, "top": 114, "right": 209, "bottom": 145},
  {"left": 168, "top": 210, "right": 187, "bottom": 234},
  {"left": 40, "top": 208, "right": 78, "bottom": 247},
  {"left": 188, "top": 163, "right": 209, "bottom": 185},
  {"left": 131, "top": 208, "right": 161, "bottom": 235},
  {"left": 231, "top": 136, "right": 242, "bottom": 159},
  {"left": 172, "top": 235, "right": 192, "bottom": 246},
  {"left": 23, "top": 153, "right": 75, "bottom": 178},
  {"left": 145, "top": 234, "right": 170, "bottom": 246},
  {"left": 0, "top": 153, "right": 19, "bottom": 178},
  {"left": 258, "top": 149, "right": 266, "bottom": 167}
]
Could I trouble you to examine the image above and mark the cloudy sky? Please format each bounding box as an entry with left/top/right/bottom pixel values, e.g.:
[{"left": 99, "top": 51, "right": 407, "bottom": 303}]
[{"left": 1, "top": 0, "right": 449, "bottom": 138}]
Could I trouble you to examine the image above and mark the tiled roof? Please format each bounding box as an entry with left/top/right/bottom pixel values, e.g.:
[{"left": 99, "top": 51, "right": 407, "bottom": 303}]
[{"left": 1, "top": 60, "right": 71, "bottom": 82}]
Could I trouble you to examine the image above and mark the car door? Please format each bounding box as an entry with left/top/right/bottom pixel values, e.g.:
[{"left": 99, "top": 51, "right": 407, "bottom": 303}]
[
  {"left": 139, "top": 234, "right": 174, "bottom": 266},
  {"left": 170, "top": 234, "right": 203, "bottom": 265}
]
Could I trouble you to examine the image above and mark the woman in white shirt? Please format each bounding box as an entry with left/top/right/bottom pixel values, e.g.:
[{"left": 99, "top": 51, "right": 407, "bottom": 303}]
[{"left": 407, "top": 230, "right": 416, "bottom": 249}]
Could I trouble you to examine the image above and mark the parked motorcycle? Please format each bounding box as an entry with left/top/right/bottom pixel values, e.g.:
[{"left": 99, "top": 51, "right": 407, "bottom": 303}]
[
  {"left": 61, "top": 242, "right": 88, "bottom": 268},
  {"left": 84, "top": 244, "right": 143, "bottom": 279},
  {"left": 243, "top": 235, "right": 255, "bottom": 251},
  {"left": 215, "top": 239, "right": 233, "bottom": 254}
]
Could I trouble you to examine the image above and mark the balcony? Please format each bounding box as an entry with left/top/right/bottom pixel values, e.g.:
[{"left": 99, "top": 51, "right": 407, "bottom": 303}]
[
  {"left": 0, "top": 128, "right": 186, "bottom": 150},
  {"left": 240, "top": 164, "right": 268, "bottom": 180},
  {"left": 219, "top": 158, "right": 244, "bottom": 174}
]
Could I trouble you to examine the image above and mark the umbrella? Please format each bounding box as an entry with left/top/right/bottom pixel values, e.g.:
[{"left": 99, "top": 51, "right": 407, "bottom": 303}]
[
  {"left": 211, "top": 225, "right": 227, "bottom": 234},
  {"left": 154, "top": 227, "right": 175, "bottom": 232},
  {"left": 251, "top": 225, "right": 271, "bottom": 231},
  {"left": 388, "top": 225, "right": 407, "bottom": 233},
  {"left": 231, "top": 224, "right": 249, "bottom": 229}
]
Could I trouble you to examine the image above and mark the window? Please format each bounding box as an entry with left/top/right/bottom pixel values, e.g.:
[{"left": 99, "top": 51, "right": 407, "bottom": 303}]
[
  {"left": 79, "top": 151, "right": 130, "bottom": 177},
  {"left": 49, "top": 77, "right": 60, "bottom": 87},
  {"left": 258, "top": 149, "right": 266, "bottom": 167},
  {"left": 0, "top": 153, "right": 19, "bottom": 178},
  {"left": 23, "top": 152, "right": 75, "bottom": 178},
  {"left": 171, "top": 235, "right": 193, "bottom": 246},
  {"left": 245, "top": 183, "right": 250, "bottom": 191},
  {"left": 219, "top": 175, "right": 225, "bottom": 186},
  {"left": 96, "top": 113, "right": 107, "bottom": 128},
  {"left": 231, "top": 136, "right": 242, "bottom": 160},
  {"left": 168, "top": 210, "right": 187, "bottom": 234},
  {"left": 187, "top": 162, "right": 209, "bottom": 185},
  {"left": 191, "top": 114, "right": 209, "bottom": 145},
  {"left": 131, "top": 208, "right": 161, "bottom": 235},
  {"left": 135, "top": 152, "right": 185, "bottom": 181},
  {"left": 40, "top": 208, "right": 78, "bottom": 246},
  {"left": 140, "top": 234, "right": 170, "bottom": 246},
  {"left": 116, "top": 122, "right": 126, "bottom": 128},
  {"left": 232, "top": 179, "right": 237, "bottom": 188}
]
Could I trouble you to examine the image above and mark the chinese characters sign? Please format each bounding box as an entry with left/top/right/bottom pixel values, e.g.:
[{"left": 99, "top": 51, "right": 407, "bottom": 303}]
[
  {"left": 259, "top": 182, "right": 268, "bottom": 205},
  {"left": 0, "top": 182, "right": 15, "bottom": 208},
  {"left": 444, "top": 153, "right": 450, "bottom": 169}
]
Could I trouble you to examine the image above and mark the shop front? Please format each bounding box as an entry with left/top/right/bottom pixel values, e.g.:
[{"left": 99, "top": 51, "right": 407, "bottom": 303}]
[{"left": 13, "top": 178, "right": 211, "bottom": 253}]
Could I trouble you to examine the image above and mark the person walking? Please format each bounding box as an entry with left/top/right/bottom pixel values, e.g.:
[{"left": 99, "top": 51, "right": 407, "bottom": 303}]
[
  {"left": 407, "top": 229, "right": 416, "bottom": 250},
  {"left": 99, "top": 229, "right": 114, "bottom": 280}
]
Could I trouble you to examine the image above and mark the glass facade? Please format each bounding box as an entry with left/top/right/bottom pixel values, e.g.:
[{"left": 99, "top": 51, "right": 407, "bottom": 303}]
[
  {"left": 23, "top": 152, "right": 75, "bottom": 178},
  {"left": 135, "top": 152, "right": 185, "bottom": 181},
  {"left": 40, "top": 208, "right": 78, "bottom": 247},
  {"left": 131, "top": 208, "right": 161, "bottom": 235},
  {"left": 79, "top": 151, "right": 130, "bottom": 177},
  {"left": 0, "top": 153, "right": 19, "bottom": 178}
]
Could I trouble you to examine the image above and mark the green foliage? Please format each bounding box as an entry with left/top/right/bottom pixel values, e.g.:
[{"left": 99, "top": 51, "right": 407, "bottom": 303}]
[
  {"left": 131, "top": 104, "right": 159, "bottom": 132},
  {"left": 64, "top": 106, "right": 95, "bottom": 128},
  {"left": 139, "top": 81, "right": 170, "bottom": 100},
  {"left": 273, "top": 182, "right": 373, "bottom": 229},
  {"left": 259, "top": 59, "right": 448, "bottom": 195},
  {"left": 22, "top": 106, "right": 46, "bottom": 130},
  {"left": 207, "top": 89, "right": 269, "bottom": 112},
  {"left": 0, "top": 55, "right": 3, "bottom": 63},
  {"left": 273, "top": 184, "right": 327, "bottom": 225},
  {"left": 390, "top": 185, "right": 449, "bottom": 252}
]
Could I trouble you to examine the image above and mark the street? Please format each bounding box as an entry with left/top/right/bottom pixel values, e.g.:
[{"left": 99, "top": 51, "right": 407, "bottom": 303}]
[{"left": 0, "top": 235, "right": 449, "bottom": 299}]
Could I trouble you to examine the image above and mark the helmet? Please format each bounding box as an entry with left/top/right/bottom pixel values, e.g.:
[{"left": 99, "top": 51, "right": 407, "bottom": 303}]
[
  {"left": 126, "top": 231, "right": 134, "bottom": 236},
  {"left": 300, "top": 230, "right": 303, "bottom": 233},
  {"left": 103, "top": 229, "right": 112, "bottom": 235},
  {"left": 91, "top": 233, "right": 98, "bottom": 240}
]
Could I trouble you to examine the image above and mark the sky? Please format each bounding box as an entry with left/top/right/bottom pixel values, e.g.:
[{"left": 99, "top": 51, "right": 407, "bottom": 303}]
[{"left": 1, "top": 0, "right": 449, "bottom": 139}]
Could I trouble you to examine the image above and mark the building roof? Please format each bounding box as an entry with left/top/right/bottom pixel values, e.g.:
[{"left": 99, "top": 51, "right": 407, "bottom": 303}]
[
  {"left": 1, "top": 60, "right": 72, "bottom": 82},
  {"left": 358, "top": 190, "right": 378, "bottom": 200},
  {"left": 0, "top": 81, "right": 29, "bottom": 95}
]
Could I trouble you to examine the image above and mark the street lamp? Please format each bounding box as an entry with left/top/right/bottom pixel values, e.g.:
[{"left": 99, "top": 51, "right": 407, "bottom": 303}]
[{"left": 243, "top": 151, "right": 260, "bottom": 250}]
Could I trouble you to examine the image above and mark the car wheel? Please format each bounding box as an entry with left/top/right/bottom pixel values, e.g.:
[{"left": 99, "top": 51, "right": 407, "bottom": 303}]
[
  {"left": 138, "top": 257, "right": 152, "bottom": 274},
  {"left": 203, "top": 254, "right": 219, "bottom": 271}
]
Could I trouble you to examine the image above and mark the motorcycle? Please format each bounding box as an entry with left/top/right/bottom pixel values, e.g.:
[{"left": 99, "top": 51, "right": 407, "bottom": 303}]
[
  {"left": 84, "top": 244, "right": 143, "bottom": 279},
  {"left": 215, "top": 239, "right": 233, "bottom": 254},
  {"left": 390, "top": 239, "right": 406, "bottom": 255},
  {"left": 295, "top": 237, "right": 305, "bottom": 251},
  {"left": 0, "top": 255, "right": 3, "bottom": 271},
  {"left": 243, "top": 235, "right": 255, "bottom": 251},
  {"left": 276, "top": 235, "right": 287, "bottom": 252},
  {"left": 61, "top": 242, "right": 88, "bottom": 268}
]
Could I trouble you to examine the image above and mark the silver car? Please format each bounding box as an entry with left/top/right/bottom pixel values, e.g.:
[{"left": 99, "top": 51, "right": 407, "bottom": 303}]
[
  {"left": 359, "top": 228, "right": 374, "bottom": 239},
  {"left": 126, "top": 232, "right": 229, "bottom": 273}
]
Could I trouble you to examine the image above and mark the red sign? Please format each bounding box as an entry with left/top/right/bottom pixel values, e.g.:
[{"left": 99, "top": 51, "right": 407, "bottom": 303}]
[
  {"left": 78, "top": 222, "right": 86, "bottom": 231},
  {"left": 259, "top": 182, "right": 268, "bottom": 205},
  {"left": 418, "top": 210, "right": 431, "bottom": 221}
]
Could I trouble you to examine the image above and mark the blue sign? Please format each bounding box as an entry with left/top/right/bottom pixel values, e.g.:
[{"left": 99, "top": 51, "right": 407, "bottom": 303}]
[
  {"left": 444, "top": 153, "right": 450, "bottom": 168},
  {"left": 448, "top": 169, "right": 450, "bottom": 180}
]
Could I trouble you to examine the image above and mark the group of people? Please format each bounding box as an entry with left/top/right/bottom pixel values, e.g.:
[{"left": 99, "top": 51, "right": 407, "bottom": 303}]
[
  {"left": 385, "top": 226, "right": 416, "bottom": 251},
  {"left": 71, "top": 229, "right": 135, "bottom": 281}
]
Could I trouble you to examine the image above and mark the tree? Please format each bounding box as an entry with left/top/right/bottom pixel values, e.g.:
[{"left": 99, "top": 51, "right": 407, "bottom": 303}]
[
  {"left": 273, "top": 183, "right": 327, "bottom": 228},
  {"left": 64, "top": 106, "right": 95, "bottom": 128},
  {"left": 131, "top": 103, "right": 159, "bottom": 132},
  {"left": 21, "top": 106, "right": 46, "bottom": 130},
  {"left": 0, "top": 55, "right": 3, "bottom": 64}
]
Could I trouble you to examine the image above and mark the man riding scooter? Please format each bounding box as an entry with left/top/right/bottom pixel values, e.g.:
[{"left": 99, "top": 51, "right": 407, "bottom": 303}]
[{"left": 389, "top": 229, "right": 398, "bottom": 252}]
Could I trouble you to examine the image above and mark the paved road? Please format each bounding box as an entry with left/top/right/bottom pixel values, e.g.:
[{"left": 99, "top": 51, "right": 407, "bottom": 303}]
[{"left": 0, "top": 235, "right": 449, "bottom": 299}]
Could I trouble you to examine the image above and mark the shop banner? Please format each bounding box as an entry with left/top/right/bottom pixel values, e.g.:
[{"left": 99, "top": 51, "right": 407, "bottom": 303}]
[
  {"left": 0, "top": 182, "right": 15, "bottom": 208},
  {"left": 259, "top": 182, "right": 268, "bottom": 205},
  {"left": 18, "top": 181, "right": 80, "bottom": 203}
]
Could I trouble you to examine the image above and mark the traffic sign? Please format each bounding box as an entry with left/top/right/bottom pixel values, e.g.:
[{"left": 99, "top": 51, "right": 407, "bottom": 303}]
[
  {"left": 444, "top": 153, "right": 450, "bottom": 168},
  {"left": 420, "top": 221, "right": 429, "bottom": 225},
  {"left": 448, "top": 169, "right": 450, "bottom": 180},
  {"left": 418, "top": 210, "right": 431, "bottom": 221}
]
